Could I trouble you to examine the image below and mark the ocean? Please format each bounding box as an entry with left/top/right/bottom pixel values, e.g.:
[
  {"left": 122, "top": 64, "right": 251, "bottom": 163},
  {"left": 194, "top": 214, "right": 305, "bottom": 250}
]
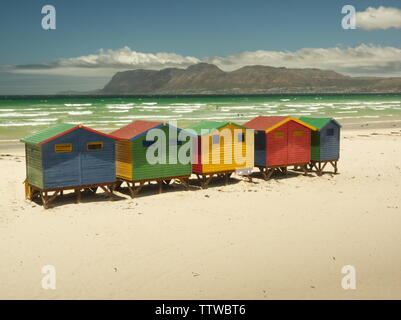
[{"left": 1, "top": 94, "right": 401, "bottom": 140}]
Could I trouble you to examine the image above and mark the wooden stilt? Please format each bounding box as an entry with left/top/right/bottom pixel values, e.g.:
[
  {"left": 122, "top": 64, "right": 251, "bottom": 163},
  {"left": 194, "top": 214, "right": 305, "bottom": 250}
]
[
  {"left": 75, "top": 189, "right": 81, "bottom": 204},
  {"left": 41, "top": 192, "right": 48, "bottom": 209},
  {"left": 116, "top": 175, "right": 190, "bottom": 197},
  {"left": 309, "top": 159, "right": 339, "bottom": 176},
  {"left": 158, "top": 181, "right": 163, "bottom": 194},
  {"left": 24, "top": 182, "right": 117, "bottom": 208}
]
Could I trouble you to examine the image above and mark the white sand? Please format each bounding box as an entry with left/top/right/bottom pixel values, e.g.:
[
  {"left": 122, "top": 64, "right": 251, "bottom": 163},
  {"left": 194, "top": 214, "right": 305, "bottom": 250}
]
[{"left": 0, "top": 128, "right": 400, "bottom": 299}]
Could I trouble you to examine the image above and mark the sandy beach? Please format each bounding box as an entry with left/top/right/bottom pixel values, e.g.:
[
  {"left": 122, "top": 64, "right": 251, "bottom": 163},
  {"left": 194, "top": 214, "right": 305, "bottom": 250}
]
[{"left": 0, "top": 126, "right": 400, "bottom": 299}]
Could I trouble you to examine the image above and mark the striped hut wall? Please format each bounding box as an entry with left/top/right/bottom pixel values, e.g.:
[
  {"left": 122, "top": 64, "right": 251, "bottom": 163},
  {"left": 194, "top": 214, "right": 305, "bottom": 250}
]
[
  {"left": 319, "top": 121, "right": 340, "bottom": 161},
  {"left": 266, "top": 122, "right": 288, "bottom": 166},
  {"left": 42, "top": 129, "right": 81, "bottom": 189},
  {"left": 25, "top": 143, "right": 44, "bottom": 189},
  {"left": 162, "top": 127, "right": 192, "bottom": 178},
  {"left": 78, "top": 129, "right": 116, "bottom": 186},
  {"left": 116, "top": 139, "right": 132, "bottom": 180},
  {"left": 202, "top": 124, "right": 253, "bottom": 173},
  {"left": 287, "top": 120, "right": 311, "bottom": 165},
  {"left": 132, "top": 125, "right": 192, "bottom": 181},
  {"left": 232, "top": 125, "right": 254, "bottom": 169}
]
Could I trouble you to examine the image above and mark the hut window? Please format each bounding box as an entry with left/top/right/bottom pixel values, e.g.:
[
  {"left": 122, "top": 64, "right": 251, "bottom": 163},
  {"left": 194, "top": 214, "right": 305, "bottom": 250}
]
[
  {"left": 274, "top": 131, "right": 284, "bottom": 138},
  {"left": 143, "top": 139, "right": 156, "bottom": 147},
  {"left": 55, "top": 143, "right": 72, "bottom": 153},
  {"left": 293, "top": 130, "right": 304, "bottom": 137},
  {"left": 327, "top": 128, "right": 334, "bottom": 136},
  {"left": 238, "top": 132, "right": 245, "bottom": 143},
  {"left": 212, "top": 135, "right": 220, "bottom": 144},
  {"left": 87, "top": 142, "right": 103, "bottom": 151}
]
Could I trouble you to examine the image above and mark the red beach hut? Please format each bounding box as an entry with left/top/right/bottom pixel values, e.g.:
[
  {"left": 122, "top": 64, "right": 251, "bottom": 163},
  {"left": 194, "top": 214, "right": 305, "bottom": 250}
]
[{"left": 243, "top": 116, "right": 317, "bottom": 180}]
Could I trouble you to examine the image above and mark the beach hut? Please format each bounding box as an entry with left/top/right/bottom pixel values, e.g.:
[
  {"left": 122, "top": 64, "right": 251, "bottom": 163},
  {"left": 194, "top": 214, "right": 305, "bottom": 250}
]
[
  {"left": 299, "top": 117, "right": 341, "bottom": 175},
  {"left": 111, "top": 120, "right": 192, "bottom": 197},
  {"left": 21, "top": 123, "right": 119, "bottom": 208},
  {"left": 243, "top": 116, "right": 317, "bottom": 180},
  {"left": 186, "top": 120, "right": 254, "bottom": 187}
]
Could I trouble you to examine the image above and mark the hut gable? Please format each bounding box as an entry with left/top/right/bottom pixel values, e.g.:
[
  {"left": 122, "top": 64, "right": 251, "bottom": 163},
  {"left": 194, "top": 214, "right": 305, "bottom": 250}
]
[{"left": 244, "top": 116, "right": 317, "bottom": 132}]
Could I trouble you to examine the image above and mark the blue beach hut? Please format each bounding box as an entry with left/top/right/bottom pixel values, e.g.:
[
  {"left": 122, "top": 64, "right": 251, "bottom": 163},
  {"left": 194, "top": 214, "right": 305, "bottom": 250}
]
[
  {"left": 21, "top": 123, "right": 120, "bottom": 208},
  {"left": 299, "top": 117, "right": 341, "bottom": 175}
]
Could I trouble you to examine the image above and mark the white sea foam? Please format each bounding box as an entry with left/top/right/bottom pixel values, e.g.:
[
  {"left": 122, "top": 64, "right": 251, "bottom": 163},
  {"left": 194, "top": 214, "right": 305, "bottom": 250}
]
[
  {"left": 64, "top": 103, "right": 92, "bottom": 107},
  {"left": 0, "top": 112, "right": 50, "bottom": 118},
  {"left": 141, "top": 102, "right": 158, "bottom": 105},
  {"left": 106, "top": 104, "right": 134, "bottom": 109},
  {"left": 0, "top": 122, "right": 52, "bottom": 127},
  {"left": 85, "top": 120, "right": 132, "bottom": 124},
  {"left": 284, "top": 104, "right": 315, "bottom": 108},
  {"left": 172, "top": 110, "right": 196, "bottom": 113},
  {"left": 335, "top": 110, "right": 358, "bottom": 114},
  {"left": 109, "top": 110, "right": 129, "bottom": 113},
  {"left": 170, "top": 103, "right": 205, "bottom": 106},
  {"left": 120, "top": 115, "right": 176, "bottom": 119},
  {"left": 142, "top": 106, "right": 173, "bottom": 109},
  {"left": 68, "top": 111, "right": 93, "bottom": 115},
  {"left": 29, "top": 118, "right": 58, "bottom": 122}
]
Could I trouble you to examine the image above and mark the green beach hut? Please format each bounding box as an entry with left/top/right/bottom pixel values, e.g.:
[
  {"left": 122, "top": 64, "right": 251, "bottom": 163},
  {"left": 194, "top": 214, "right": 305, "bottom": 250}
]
[{"left": 111, "top": 120, "right": 192, "bottom": 197}]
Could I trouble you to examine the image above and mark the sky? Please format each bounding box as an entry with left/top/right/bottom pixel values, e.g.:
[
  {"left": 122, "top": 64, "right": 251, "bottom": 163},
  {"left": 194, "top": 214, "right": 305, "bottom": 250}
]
[{"left": 0, "top": 0, "right": 400, "bottom": 94}]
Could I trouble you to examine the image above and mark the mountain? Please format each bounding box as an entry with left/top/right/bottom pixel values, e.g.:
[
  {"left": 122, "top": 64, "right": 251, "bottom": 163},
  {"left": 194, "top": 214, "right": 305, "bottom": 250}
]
[{"left": 100, "top": 63, "right": 401, "bottom": 95}]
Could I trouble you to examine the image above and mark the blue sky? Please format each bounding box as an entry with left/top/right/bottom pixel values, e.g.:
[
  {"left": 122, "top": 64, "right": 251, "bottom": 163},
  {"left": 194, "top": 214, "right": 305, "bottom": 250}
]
[{"left": 0, "top": 0, "right": 400, "bottom": 94}]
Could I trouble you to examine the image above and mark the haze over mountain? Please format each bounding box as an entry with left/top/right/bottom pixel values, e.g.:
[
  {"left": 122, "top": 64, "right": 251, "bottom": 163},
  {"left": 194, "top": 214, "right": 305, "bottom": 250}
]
[{"left": 99, "top": 63, "right": 401, "bottom": 95}]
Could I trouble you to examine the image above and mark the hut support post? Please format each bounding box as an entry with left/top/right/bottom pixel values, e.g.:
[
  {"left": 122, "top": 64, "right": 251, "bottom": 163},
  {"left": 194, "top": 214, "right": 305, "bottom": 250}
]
[
  {"left": 310, "top": 160, "right": 339, "bottom": 176},
  {"left": 99, "top": 185, "right": 114, "bottom": 200},
  {"left": 265, "top": 168, "right": 275, "bottom": 181},
  {"left": 158, "top": 181, "right": 163, "bottom": 194},
  {"left": 41, "top": 192, "right": 48, "bottom": 209},
  {"left": 178, "top": 178, "right": 190, "bottom": 190},
  {"left": 75, "top": 189, "right": 81, "bottom": 204},
  {"left": 301, "top": 165, "right": 309, "bottom": 175}
]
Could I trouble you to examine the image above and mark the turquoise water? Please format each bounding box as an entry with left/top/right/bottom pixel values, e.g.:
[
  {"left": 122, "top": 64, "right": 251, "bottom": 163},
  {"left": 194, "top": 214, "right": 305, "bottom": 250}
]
[{"left": 1, "top": 94, "right": 401, "bottom": 140}]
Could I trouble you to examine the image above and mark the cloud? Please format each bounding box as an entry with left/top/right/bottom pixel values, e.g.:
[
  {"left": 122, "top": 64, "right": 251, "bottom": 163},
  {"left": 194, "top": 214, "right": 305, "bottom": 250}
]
[
  {"left": 356, "top": 6, "right": 401, "bottom": 30},
  {"left": 8, "top": 45, "right": 401, "bottom": 77},
  {"left": 12, "top": 47, "right": 201, "bottom": 77},
  {"left": 205, "top": 45, "right": 401, "bottom": 76}
]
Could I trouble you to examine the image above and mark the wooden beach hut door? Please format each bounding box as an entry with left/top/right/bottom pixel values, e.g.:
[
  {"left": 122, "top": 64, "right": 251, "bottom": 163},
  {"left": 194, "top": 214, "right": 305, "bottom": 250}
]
[
  {"left": 287, "top": 121, "right": 310, "bottom": 164},
  {"left": 266, "top": 123, "right": 288, "bottom": 166}
]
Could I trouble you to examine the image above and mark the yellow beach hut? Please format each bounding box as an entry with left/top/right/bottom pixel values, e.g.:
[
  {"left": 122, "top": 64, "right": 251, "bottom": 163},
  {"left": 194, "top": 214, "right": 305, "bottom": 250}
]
[{"left": 186, "top": 120, "right": 254, "bottom": 187}]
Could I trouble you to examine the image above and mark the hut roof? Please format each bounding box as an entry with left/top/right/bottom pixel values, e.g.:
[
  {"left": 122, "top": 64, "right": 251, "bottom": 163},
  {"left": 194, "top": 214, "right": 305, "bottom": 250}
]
[
  {"left": 20, "top": 123, "right": 119, "bottom": 145},
  {"left": 186, "top": 120, "right": 249, "bottom": 136},
  {"left": 243, "top": 116, "right": 317, "bottom": 133},
  {"left": 299, "top": 117, "right": 341, "bottom": 130},
  {"left": 110, "top": 120, "right": 164, "bottom": 139}
]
